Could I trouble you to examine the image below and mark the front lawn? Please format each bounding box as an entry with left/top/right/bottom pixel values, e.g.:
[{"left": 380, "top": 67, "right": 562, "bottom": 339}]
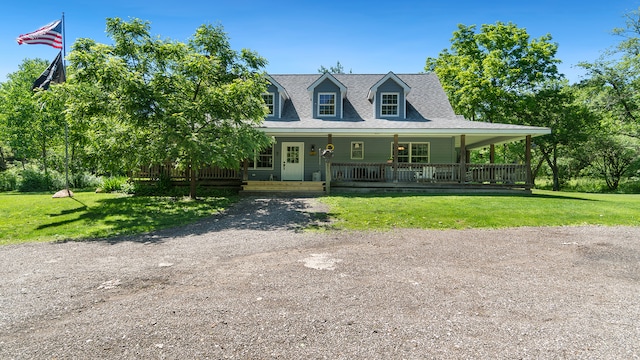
[
  {"left": 0, "top": 191, "right": 235, "bottom": 245},
  {"left": 320, "top": 190, "right": 640, "bottom": 230}
]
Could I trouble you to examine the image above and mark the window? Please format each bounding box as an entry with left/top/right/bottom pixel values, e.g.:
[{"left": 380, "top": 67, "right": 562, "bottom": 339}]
[
  {"left": 390, "top": 142, "right": 430, "bottom": 163},
  {"left": 351, "top": 141, "right": 364, "bottom": 160},
  {"left": 318, "top": 93, "right": 336, "bottom": 116},
  {"left": 411, "top": 143, "right": 430, "bottom": 163},
  {"left": 262, "top": 93, "right": 274, "bottom": 116},
  {"left": 250, "top": 146, "right": 274, "bottom": 169},
  {"left": 381, "top": 93, "right": 399, "bottom": 116}
]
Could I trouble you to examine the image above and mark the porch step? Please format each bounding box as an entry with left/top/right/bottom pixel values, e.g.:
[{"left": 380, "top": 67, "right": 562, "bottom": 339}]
[{"left": 241, "top": 181, "right": 325, "bottom": 194}]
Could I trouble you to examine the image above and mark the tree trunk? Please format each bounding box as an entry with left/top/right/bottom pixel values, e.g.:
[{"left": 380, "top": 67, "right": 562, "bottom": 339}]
[
  {"left": 0, "top": 147, "right": 6, "bottom": 171},
  {"left": 551, "top": 146, "right": 559, "bottom": 191},
  {"left": 189, "top": 163, "right": 197, "bottom": 200}
]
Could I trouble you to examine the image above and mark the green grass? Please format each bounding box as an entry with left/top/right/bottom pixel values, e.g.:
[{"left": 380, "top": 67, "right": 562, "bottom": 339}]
[
  {"left": 2, "top": 190, "right": 639, "bottom": 245},
  {"left": 320, "top": 190, "right": 640, "bottom": 230},
  {"left": 0, "top": 191, "right": 235, "bottom": 245}
]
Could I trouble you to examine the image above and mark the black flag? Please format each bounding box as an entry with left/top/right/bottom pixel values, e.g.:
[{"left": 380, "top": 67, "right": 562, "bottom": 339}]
[{"left": 32, "top": 51, "right": 65, "bottom": 90}]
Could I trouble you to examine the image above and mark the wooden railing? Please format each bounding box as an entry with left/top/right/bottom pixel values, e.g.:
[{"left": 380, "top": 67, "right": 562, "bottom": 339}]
[
  {"left": 134, "top": 164, "right": 240, "bottom": 181},
  {"left": 331, "top": 162, "right": 528, "bottom": 186}
]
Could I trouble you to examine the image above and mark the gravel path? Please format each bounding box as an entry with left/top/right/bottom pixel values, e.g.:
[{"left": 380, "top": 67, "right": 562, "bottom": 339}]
[{"left": 1, "top": 197, "right": 639, "bottom": 359}]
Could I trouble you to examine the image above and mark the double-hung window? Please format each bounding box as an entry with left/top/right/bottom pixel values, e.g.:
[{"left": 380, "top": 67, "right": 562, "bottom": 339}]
[
  {"left": 250, "top": 146, "right": 274, "bottom": 169},
  {"left": 262, "top": 93, "right": 274, "bottom": 116},
  {"left": 390, "top": 142, "right": 430, "bottom": 163},
  {"left": 351, "top": 141, "right": 364, "bottom": 160},
  {"left": 381, "top": 92, "right": 399, "bottom": 116},
  {"left": 318, "top": 93, "right": 336, "bottom": 116}
]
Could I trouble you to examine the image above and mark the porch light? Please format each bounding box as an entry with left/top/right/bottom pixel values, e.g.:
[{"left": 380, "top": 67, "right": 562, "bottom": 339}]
[{"left": 397, "top": 146, "right": 405, "bottom": 151}]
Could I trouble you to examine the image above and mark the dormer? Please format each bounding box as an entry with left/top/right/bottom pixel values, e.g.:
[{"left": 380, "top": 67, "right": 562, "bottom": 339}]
[
  {"left": 367, "top": 72, "right": 411, "bottom": 119},
  {"left": 263, "top": 75, "right": 290, "bottom": 119},
  {"left": 307, "top": 73, "right": 347, "bottom": 119}
]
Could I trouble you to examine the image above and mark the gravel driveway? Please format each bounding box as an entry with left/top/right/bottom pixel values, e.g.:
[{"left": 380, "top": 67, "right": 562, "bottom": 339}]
[{"left": 1, "top": 197, "right": 639, "bottom": 359}]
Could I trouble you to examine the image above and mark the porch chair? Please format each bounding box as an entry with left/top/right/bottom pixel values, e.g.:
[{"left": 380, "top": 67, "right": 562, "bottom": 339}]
[{"left": 415, "top": 166, "right": 435, "bottom": 182}]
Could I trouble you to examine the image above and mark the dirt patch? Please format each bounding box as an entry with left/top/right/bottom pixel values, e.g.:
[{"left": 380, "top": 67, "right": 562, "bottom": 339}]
[{"left": 1, "top": 197, "right": 639, "bottom": 359}]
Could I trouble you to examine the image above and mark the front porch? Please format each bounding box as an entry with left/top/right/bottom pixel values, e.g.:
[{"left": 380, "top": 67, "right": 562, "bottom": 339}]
[{"left": 326, "top": 162, "right": 531, "bottom": 193}]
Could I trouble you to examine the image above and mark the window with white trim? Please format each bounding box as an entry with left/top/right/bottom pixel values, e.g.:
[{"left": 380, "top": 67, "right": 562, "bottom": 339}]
[
  {"left": 318, "top": 92, "right": 336, "bottom": 116},
  {"left": 262, "top": 93, "right": 274, "bottom": 116},
  {"left": 381, "top": 92, "right": 399, "bottom": 116},
  {"left": 351, "top": 141, "right": 364, "bottom": 160},
  {"left": 250, "top": 145, "right": 274, "bottom": 169},
  {"left": 390, "top": 142, "right": 430, "bottom": 163}
]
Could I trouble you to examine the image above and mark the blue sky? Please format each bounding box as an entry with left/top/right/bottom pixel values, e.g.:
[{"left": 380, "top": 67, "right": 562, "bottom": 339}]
[{"left": 2, "top": 0, "right": 639, "bottom": 83}]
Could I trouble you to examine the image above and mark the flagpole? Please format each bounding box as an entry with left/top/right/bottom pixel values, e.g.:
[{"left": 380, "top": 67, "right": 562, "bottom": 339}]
[{"left": 61, "top": 12, "right": 71, "bottom": 197}]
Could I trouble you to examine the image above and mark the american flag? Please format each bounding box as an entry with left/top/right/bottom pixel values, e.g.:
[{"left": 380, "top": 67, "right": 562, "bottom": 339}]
[{"left": 16, "top": 20, "right": 63, "bottom": 49}]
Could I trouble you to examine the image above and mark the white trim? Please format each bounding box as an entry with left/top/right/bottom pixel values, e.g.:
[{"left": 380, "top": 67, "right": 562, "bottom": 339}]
[
  {"left": 390, "top": 141, "right": 430, "bottom": 163},
  {"left": 380, "top": 92, "right": 399, "bottom": 117},
  {"left": 317, "top": 92, "right": 337, "bottom": 117},
  {"left": 350, "top": 141, "right": 364, "bottom": 160},
  {"left": 367, "top": 71, "right": 411, "bottom": 101},
  {"left": 251, "top": 144, "right": 274, "bottom": 170},
  {"left": 307, "top": 72, "right": 347, "bottom": 99},
  {"left": 262, "top": 92, "right": 275, "bottom": 117}
]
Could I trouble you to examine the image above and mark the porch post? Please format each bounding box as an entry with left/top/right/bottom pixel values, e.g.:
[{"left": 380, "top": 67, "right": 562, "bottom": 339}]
[
  {"left": 525, "top": 135, "right": 532, "bottom": 188},
  {"left": 490, "top": 144, "right": 495, "bottom": 164},
  {"left": 326, "top": 133, "right": 332, "bottom": 194},
  {"left": 489, "top": 144, "right": 496, "bottom": 184},
  {"left": 459, "top": 135, "right": 466, "bottom": 183},
  {"left": 393, "top": 134, "right": 399, "bottom": 182}
]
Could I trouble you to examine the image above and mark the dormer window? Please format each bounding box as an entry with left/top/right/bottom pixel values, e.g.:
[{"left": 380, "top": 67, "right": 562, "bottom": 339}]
[
  {"left": 307, "top": 73, "right": 347, "bottom": 118},
  {"left": 368, "top": 72, "right": 411, "bottom": 119},
  {"left": 381, "top": 93, "right": 399, "bottom": 116},
  {"left": 318, "top": 93, "right": 336, "bottom": 116},
  {"left": 262, "top": 93, "right": 274, "bottom": 116}
]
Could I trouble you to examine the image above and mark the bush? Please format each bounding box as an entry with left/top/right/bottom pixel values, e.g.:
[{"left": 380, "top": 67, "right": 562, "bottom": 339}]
[
  {"left": 0, "top": 166, "right": 19, "bottom": 191},
  {"left": 72, "top": 173, "right": 102, "bottom": 190},
  {"left": 101, "top": 176, "right": 129, "bottom": 193},
  {"left": 18, "top": 168, "right": 56, "bottom": 192}
]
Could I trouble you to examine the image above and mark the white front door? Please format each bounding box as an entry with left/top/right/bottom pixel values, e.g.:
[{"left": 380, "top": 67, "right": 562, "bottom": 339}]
[{"left": 281, "top": 142, "right": 304, "bottom": 181}]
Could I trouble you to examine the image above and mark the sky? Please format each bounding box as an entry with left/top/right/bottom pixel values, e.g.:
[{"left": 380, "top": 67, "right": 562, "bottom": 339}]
[{"left": 2, "top": 0, "right": 639, "bottom": 83}]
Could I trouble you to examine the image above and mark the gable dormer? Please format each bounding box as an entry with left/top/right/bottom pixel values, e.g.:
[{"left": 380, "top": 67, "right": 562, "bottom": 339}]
[
  {"left": 307, "top": 73, "right": 347, "bottom": 119},
  {"left": 367, "top": 72, "right": 411, "bottom": 119},
  {"left": 264, "top": 75, "right": 290, "bottom": 119}
]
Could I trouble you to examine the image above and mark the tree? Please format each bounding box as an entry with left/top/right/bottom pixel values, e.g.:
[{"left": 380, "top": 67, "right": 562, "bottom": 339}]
[
  {"left": 0, "top": 58, "right": 66, "bottom": 174},
  {"left": 578, "top": 7, "right": 640, "bottom": 139},
  {"left": 518, "top": 82, "right": 598, "bottom": 190},
  {"left": 425, "top": 22, "right": 589, "bottom": 190},
  {"left": 67, "top": 18, "right": 272, "bottom": 199},
  {"left": 425, "top": 22, "right": 561, "bottom": 123},
  {"left": 318, "top": 60, "right": 351, "bottom": 74},
  {"left": 585, "top": 135, "right": 640, "bottom": 190}
]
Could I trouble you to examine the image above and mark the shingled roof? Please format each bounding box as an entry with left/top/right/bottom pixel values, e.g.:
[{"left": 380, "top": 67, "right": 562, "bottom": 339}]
[{"left": 262, "top": 73, "right": 550, "bottom": 147}]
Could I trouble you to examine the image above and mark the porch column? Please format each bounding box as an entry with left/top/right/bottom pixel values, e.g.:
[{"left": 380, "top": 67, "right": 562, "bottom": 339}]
[
  {"left": 459, "top": 135, "right": 466, "bottom": 184},
  {"left": 525, "top": 135, "right": 532, "bottom": 188},
  {"left": 393, "top": 134, "right": 399, "bottom": 182},
  {"left": 490, "top": 144, "right": 495, "bottom": 164},
  {"left": 489, "top": 144, "right": 496, "bottom": 184}
]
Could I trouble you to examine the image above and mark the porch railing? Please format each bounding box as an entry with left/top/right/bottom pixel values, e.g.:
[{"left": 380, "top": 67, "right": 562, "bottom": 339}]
[
  {"left": 331, "top": 162, "right": 528, "bottom": 186},
  {"left": 133, "top": 164, "right": 240, "bottom": 181}
]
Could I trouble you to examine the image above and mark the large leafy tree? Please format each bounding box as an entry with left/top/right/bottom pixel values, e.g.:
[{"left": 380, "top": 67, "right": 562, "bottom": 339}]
[
  {"left": 425, "top": 22, "right": 561, "bottom": 123},
  {"left": 0, "top": 58, "right": 66, "bottom": 173},
  {"left": 425, "top": 22, "right": 596, "bottom": 190},
  {"left": 579, "top": 7, "right": 640, "bottom": 139},
  {"left": 67, "top": 18, "right": 272, "bottom": 198}
]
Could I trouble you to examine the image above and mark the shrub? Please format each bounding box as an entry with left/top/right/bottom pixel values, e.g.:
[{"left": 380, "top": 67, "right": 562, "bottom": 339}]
[
  {"left": 0, "top": 168, "right": 19, "bottom": 191},
  {"left": 101, "top": 176, "right": 129, "bottom": 193},
  {"left": 19, "top": 168, "right": 54, "bottom": 192}
]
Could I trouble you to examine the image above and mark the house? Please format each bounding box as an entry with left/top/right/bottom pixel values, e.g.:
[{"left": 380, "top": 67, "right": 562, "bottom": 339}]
[{"left": 240, "top": 72, "right": 550, "bottom": 193}]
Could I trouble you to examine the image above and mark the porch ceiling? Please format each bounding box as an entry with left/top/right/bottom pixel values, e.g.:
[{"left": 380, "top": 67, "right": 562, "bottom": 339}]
[{"left": 262, "top": 127, "right": 550, "bottom": 148}]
